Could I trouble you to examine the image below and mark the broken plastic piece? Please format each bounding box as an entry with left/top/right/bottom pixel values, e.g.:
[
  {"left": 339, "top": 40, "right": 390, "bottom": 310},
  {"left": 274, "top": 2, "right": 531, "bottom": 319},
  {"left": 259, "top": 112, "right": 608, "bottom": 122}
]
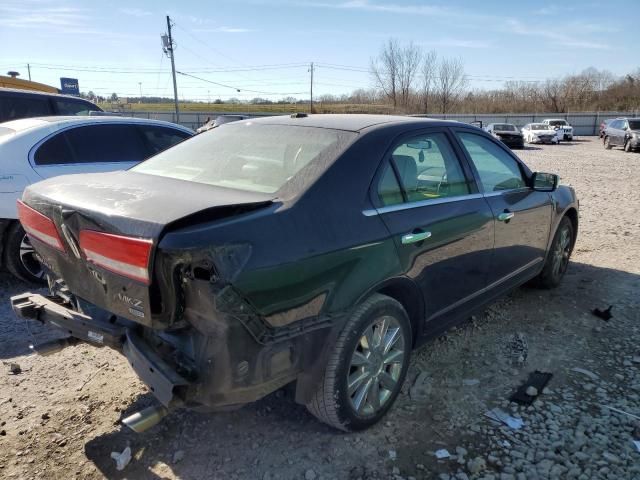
[
  {"left": 110, "top": 446, "right": 131, "bottom": 471},
  {"left": 591, "top": 305, "right": 613, "bottom": 321},
  {"left": 485, "top": 408, "right": 524, "bottom": 429},
  {"left": 510, "top": 371, "right": 553, "bottom": 405},
  {"left": 435, "top": 449, "right": 450, "bottom": 459},
  {"left": 634, "top": 440, "right": 640, "bottom": 453},
  {"left": 571, "top": 367, "right": 599, "bottom": 381}
]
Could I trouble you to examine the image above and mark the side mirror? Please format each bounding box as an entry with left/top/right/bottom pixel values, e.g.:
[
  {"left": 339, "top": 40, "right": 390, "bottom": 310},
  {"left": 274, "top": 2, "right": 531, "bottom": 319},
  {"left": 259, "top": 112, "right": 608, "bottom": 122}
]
[{"left": 532, "top": 172, "right": 558, "bottom": 192}]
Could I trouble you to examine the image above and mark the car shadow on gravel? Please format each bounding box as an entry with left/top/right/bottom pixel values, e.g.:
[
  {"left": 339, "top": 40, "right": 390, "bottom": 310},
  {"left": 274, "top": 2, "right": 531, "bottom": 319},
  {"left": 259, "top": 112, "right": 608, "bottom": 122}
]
[{"left": 84, "top": 388, "right": 335, "bottom": 479}]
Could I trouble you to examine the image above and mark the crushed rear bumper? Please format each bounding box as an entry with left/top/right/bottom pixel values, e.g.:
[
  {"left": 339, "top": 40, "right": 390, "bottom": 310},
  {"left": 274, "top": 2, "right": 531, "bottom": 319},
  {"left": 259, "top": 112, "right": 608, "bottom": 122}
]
[{"left": 11, "top": 292, "right": 190, "bottom": 407}]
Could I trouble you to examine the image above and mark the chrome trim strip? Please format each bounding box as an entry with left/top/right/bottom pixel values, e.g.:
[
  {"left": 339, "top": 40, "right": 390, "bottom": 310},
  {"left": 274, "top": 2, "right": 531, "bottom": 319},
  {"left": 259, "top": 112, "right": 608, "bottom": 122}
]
[
  {"left": 363, "top": 193, "right": 485, "bottom": 217},
  {"left": 427, "top": 256, "right": 543, "bottom": 321}
]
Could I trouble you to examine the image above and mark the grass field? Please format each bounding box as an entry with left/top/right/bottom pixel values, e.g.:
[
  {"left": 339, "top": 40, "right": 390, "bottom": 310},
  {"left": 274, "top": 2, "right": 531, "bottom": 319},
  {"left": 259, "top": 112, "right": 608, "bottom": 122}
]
[{"left": 97, "top": 102, "right": 395, "bottom": 115}]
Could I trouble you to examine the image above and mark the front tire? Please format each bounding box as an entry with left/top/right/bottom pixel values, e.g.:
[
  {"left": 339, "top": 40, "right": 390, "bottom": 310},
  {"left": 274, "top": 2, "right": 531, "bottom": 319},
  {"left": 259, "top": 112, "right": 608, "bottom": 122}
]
[
  {"left": 4, "top": 222, "right": 46, "bottom": 283},
  {"left": 537, "top": 217, "right": 574, "bottom": 289},
  {"left": 306, "top": 293, "right": 412, "bottom": 431}
]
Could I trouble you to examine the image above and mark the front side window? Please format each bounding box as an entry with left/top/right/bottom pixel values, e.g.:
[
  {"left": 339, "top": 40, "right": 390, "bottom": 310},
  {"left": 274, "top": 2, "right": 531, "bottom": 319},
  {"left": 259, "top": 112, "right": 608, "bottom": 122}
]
[
  {"left": 64, "top": 124, "right": 148, "bottom": 163},
  {"left": 133, "top": 123, "right": 357, "bottom": 194},
  {"left": 137, "top": 125, "right": 191, "bottom": 155},
  {"left": 388, "top": 132, "right": 470, "bottom": 203},
  {"left": 457, "top": 132, "right": 526, "bottom": 192},
  {"left": 628, "top": 120, "right": 640, "bottom": 130}
]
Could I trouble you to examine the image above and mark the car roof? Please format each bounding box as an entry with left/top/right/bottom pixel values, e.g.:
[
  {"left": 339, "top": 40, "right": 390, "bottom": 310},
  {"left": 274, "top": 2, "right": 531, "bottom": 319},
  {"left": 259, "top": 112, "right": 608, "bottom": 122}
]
[
  {"left": 0, "top": 115, "right": 193, "bottom": 133},
  {"left": 0, "top": 87, "right": 97, "bottom": 103},
  {"left": 240, "top": 114, "right": 453, "bottom": 132}
]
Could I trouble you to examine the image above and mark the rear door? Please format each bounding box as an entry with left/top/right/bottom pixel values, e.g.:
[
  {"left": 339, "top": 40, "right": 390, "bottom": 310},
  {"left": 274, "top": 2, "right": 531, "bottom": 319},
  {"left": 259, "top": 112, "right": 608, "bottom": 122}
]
[
  {"left": 372, "top": 128, "right": 495, "bottom": 326},
  {"left": 31, "top": 123, "right": 149, "bottom": 178},
  {"left": 608, "top": 120, "right": 622, "bottom": 145},
  {"left": 452, "top": 129, "right": 552, "bottom": 290}
]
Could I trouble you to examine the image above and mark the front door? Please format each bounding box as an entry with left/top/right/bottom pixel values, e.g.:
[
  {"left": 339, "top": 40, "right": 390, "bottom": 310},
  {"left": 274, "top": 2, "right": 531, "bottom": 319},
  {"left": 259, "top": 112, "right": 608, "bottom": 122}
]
[
  {"left": 373, "top": 129, "right": 495, "bottom": 325},
  {"left": 453, "top": 129, "right": 553, "bottom": 289}
]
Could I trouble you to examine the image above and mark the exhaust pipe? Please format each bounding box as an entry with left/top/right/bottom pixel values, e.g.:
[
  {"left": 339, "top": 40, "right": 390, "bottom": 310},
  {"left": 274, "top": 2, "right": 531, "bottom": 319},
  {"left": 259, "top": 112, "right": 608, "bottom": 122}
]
[
  {"left": 30, "top": 337, "right": 81, "bottom": 356},
  {"left": 121, "top": 405, "right": 169, "bottom": 433}
]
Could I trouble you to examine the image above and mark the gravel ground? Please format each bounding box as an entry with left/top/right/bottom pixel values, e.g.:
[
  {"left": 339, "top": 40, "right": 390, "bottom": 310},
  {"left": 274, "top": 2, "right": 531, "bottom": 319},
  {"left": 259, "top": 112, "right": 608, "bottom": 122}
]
[{"left": 1, "top": 136, "right": 639, "bottom": 480}]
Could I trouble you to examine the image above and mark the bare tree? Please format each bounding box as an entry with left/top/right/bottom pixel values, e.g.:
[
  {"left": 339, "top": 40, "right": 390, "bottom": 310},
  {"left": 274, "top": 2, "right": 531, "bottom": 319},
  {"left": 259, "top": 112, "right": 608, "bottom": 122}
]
[
  {"left": 397, "top": 42, "right": 421, "bottom": 110},
  {"left": 371, "top": 39, "right": 421, "bottom": 110},
  {"left": 371, "top": 39, "right": 400, "bottom": 108},
  {"left": 436, "top": 57, "right": 467, "bottom": 114},
  {"left": 420, "top": 50, "right": 437, "bottom": 113}
]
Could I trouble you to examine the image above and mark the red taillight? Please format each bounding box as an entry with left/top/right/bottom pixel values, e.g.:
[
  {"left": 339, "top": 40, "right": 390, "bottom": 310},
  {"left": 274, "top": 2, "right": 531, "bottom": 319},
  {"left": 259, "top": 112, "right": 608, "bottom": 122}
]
[
  {"left": 17, "top": 200, "right": 65, "bottom": 251},
  {"left": 79, "top": 230, "right": 153, "bottom": 284}
]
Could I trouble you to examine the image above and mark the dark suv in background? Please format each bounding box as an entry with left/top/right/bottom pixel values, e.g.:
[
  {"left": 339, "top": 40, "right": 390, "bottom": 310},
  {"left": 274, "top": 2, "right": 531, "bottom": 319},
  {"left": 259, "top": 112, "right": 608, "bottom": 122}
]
[
  {"left": 0, "top": 88, "right": 103, "bottom": 123},
  {"left": 603, "top": 118, "right": 640, "bottom": 152}
]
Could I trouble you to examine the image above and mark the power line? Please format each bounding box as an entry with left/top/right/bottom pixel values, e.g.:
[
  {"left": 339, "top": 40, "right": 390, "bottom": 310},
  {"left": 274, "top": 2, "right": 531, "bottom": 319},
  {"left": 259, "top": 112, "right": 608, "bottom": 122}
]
[{"left": 176, "top": 71, "right": 306, "bottom": 96}]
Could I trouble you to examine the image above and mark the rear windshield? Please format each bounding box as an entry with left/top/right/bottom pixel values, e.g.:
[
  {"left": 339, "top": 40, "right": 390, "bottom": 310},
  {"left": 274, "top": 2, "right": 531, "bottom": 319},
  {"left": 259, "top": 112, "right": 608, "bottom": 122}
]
[
  {"left": 133, "top": 123, "right": 357, "bottom": 194},
  {"left": 494, "top": 124, "right": 516, "bottom": 131},
  {"left": 628, "top": 120, "right": 640, "bottom": 130},
  {"left": 547, "top": 120, "right": 567, "bottom": 126},
  {"left": 530, "top": 124, "right": 548, "bottom": 130}
]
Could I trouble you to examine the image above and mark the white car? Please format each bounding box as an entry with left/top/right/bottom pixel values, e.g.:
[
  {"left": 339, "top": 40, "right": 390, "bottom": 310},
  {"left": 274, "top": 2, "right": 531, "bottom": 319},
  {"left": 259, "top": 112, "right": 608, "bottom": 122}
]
[
  {"left": 521, "top": 123, "right": 561, "bottom": 144},
  {"left": 541, "top": 119, "right": 574, "bottom": 141},
  {"left": 0, "top": 116, "right": 193, "bottom": 282}
]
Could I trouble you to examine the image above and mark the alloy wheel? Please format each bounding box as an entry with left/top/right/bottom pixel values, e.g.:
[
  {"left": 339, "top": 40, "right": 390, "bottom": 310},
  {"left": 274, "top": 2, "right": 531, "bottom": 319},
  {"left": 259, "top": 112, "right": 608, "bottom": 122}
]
[
  {"left": 19, "top": 234, "right": 45, "bottom": 280},
  {"left": 552, "top": 226, "right": 571, "bottom": 278},
  {"left": 347, "top": 315, "right": 406, "bottom": 417}
]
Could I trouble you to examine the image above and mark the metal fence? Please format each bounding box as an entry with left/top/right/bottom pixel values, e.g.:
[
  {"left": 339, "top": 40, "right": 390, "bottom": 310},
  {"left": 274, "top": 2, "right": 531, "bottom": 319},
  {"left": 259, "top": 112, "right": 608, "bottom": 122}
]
[{"left": 121, "top": 110, "right": 639, "bottom": 136}]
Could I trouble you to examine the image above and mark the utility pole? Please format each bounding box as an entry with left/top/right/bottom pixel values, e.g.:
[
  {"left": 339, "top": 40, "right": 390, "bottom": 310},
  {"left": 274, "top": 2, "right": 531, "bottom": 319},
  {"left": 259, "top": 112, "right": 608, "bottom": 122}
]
[
  {"left": 27, "top": 64, "right": 31, "bottom": 81},
  {"left": 309, "top": 62, "right": 314, "bottom": 114},
  {"left": 138, "top": 82, "right": 142, "bottom": 103},
  {"left": 164, "top": 15, "right": 180, "bottom": 123}
]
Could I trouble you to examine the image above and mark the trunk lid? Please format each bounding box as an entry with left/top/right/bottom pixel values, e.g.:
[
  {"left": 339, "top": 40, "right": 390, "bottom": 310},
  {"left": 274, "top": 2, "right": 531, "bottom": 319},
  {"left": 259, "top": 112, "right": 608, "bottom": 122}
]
[{"left": 22, "top": 171, "right": 273, "bottom": 327}]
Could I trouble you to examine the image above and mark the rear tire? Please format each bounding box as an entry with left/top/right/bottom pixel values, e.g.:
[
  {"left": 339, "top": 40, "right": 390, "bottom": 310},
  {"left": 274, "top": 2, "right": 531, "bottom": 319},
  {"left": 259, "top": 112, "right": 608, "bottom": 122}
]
[
  {"left": 624, "top": 140, "right": 632, "bottom": 152},
  {"left": 604, "top": 137, "right": 612, "bottom": 150},
  {"left": 4, "top": 222, "right": 46, "bottom": 284},
  {"left": 306, "top": 293, "right": 412, "bottom": 431},
  {"left": 537, "top": 217, "right": 574, "bottom": 289}
]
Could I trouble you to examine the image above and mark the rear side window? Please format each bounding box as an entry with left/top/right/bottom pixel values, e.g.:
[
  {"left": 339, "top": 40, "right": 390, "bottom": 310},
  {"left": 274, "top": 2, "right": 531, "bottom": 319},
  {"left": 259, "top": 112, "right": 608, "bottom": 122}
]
[
  {"left": 378, "top": 164, "right": 403, "bottom": 206},
  {"left": 389, "top": 132, "right": 470, "bottom": 203},
  {"left": 53, "top": 99, "right": 99, "bottom": 116},
  {"left": 0, "top": 95, "right": 51, "bottom": 122},
  {"left": 63, "top": 124, "right": 148, "bottom": 163},
  {"left": 137, "top": 125, "right": 191, "bottom": 156},
  {"left": 457, "top": 132, "right": 526, "bottom": 192},
  {"left": 34, "top": 132, "right": 75, "bottom": 165}
]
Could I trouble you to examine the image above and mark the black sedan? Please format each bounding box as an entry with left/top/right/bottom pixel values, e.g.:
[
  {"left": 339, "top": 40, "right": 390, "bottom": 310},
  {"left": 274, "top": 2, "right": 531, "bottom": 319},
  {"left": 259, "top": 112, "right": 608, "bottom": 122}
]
[
  {"left": 11, "top": 114, "right": 578, "bottom": 432},
  {"left": 485, "top": 123, "right": 525, "bottom": 149}
]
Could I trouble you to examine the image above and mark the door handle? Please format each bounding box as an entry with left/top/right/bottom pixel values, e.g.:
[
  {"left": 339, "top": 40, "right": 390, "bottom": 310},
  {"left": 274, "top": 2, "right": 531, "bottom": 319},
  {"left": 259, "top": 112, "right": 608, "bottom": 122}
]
[
  {"left": 497, "top": 211, "right": 515, "bottom": 222},
  {"left": 401, "top": 231, "right": 432, "bottom": 244}
]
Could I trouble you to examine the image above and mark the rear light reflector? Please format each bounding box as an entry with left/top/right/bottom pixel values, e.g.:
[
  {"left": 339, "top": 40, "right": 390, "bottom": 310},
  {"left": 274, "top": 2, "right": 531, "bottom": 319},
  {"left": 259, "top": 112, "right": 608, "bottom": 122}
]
[
  {"left": 79, "top": 230, "right": 153, "bottom": 284},
  {"left": 16, "top": 200, "right": 65, "bottom": 251}
]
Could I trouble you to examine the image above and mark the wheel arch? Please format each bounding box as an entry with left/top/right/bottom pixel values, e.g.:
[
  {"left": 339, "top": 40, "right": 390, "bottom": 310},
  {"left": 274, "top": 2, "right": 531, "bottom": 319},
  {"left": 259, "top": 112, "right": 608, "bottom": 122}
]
[
  {"left": 563, "top": 207, "right": 579, "bottom": 248},
  {"left": 366, "top": 276, "right": 425, "bottom": 347}
]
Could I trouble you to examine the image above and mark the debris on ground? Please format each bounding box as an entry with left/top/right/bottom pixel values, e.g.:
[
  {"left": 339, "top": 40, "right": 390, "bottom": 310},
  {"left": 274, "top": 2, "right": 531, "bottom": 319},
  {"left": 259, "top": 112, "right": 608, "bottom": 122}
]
[
  {"left": 8, "top": 363, "right": 21, "bottom": 375},
  {"left": 591, "top": 305, "right": 613, "bottom": 321},
  {"left": 462, "top": 378, "right": 480, "bottom": 386},
  {"left": 484, "top": 408, "right": 524, "bottom": 429},
  {"left": 434, "top": 449, "right": 450, "bottom": 459},
  {"left": 409, "top": 371, "right": 432, "bottom": 401},
  {"left": 510, "top": 371, "right": 553, "bottom": 404},
  {"left": 504, "top": 333, "right": 528, "bottom": 365},
  {"left": 110, "top": 446, "right": 132, "bottom": 471},
  {"left": 172, "top": 450, "right": 185, "bottom": 464},
  {"left": 571, "top": 367, "right": 599, "bottom": 381}
]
